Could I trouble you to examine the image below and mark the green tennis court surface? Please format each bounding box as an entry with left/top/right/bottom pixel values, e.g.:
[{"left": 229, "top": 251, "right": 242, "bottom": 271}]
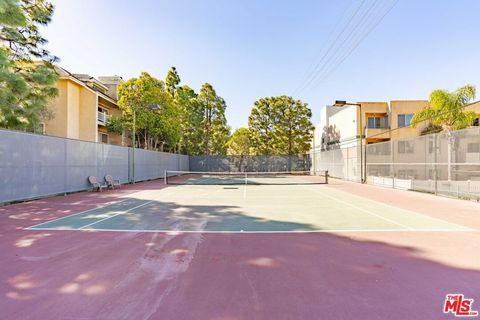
[
  {"left": 27, "top": 183, "right": 471, "bottom": 233},
  {"left": 164, "top": 170, "right": 328, "bottom": 185}
]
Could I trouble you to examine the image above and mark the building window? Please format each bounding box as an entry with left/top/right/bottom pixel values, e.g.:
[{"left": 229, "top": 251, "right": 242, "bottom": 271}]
[
  {"left": 467, "top": 143, "right": 480, "bottom": 153},
  {"left": 97, "top": 107, "right": 109, "bottom": 124},
  {"left": 98, "top": 107, "right": 108, "bottom": 114},
  {"left": 367, "top": 117, "right": 387, "bottom": 129},
  {"left": 398, "top": 114, "right": 414, "bottom": 127},
  {"left": 473, "top": 118, "right": 479, "bottom": 126},
  {"left": 368, "top": 117, "right": 379, "bottom": 128},
  {"left": 368, "top": 144, "right": 391, "bottom": 155},
  {"left": 397, "top": 169, "right": 416, "bottom": 179},
  {"left": 100, "top": 133, "right": 108, "bottom": 144},
  {"left": 398, "top": 141, "right": 414, "bottom": 153}
]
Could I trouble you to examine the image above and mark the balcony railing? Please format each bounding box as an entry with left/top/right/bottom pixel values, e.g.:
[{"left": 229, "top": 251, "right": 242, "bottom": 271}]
[
  {"left": 366, "top": 125, "right": 390, "bottom": 130},
  {"left": 97, "top": 111, "right": 109, "bottom": 125},
  {"left": 365, "top": 126, "right": 390, "bottom": 138}
]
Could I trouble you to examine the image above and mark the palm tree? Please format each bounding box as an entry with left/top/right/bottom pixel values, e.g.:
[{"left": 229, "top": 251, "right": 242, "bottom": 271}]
[{"left": 412, "top": 84, "right": 477, "bottom": 181}]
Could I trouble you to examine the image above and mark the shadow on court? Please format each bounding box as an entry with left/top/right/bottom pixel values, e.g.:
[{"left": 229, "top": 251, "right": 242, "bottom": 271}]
[
  {"left": 0, "top": 183, "right": 479, "bottom": 319},
  {"left": 28, "top": 198, "right": 319, "bottom": 232},
  {"left": 0, "top": 225, "right": 479, "bottom": 319}
]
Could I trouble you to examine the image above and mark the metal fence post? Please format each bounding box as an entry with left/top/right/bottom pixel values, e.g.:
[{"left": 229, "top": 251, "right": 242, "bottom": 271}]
[
  {"left": 391, "top": 140, "right": 395, "bottom": 189},
  {"left": 63, "top": 139, "right": 68, "bottom": 195},
  {"left": 434, "top": 134, "right": 438, "bottom": 196},
  {"left": 363, "top": 138, "right": 367, "bottom": 183},
  {"left": 346, "top": 147, "right": 349, "bottom": 181},
  {"left": 332, "top": 149, "right": 335, "bottom": 178}
]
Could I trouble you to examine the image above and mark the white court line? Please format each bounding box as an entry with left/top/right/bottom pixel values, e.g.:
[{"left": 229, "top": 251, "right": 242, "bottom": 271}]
[
  {"left": 366, "top": 162, "right": 480, "bottom": 166},
  {"left": 25, "top": 186, "right": 177, "bottom": 230},
  {"left": 78, "top": 186, "right": 188, "bottom": 230},
  {"left": 26, "top": 227, "right": 475, "bottom": 234},
  {"left": 26, "top": 186, "right": 184, "bottom": 230},
  {"left": 25, "top": 198, "right": 132, "bottom": 230},
  {"left": 26, "top": 183, "right": 475, "bottom": 233},
  {"left": 78, "top": 200, "right": 157, "bottom": 229},
  {"left": 337, "top": 187, "right": 474, "bottom": 231},
  {"left": 302, "top": 185, "right": 414, "bottom": 230},
  {"left": 305, "top": 185, "right": 474, "bottom": 231}
]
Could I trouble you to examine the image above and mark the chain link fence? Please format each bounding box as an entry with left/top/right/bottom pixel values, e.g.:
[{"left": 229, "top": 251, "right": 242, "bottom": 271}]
[
  {"left": 0, "top": 129, "right": 189, "bottom": 203},
  {"left": 311, "top": 146, "right": 361, "bottom": 182},
  {"left": 3, "top": 126, "right": 479, "bottom": 203},
  {"left": 313, "top": 126, "right": 480, "bottom": 200},
  {"left": 190, "top": 155, "right": 312, "bottom": 172}
]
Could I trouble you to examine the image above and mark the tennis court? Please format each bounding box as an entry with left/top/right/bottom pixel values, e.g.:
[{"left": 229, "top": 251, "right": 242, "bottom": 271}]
[
  {"left": 26, "top": 171, "right": 470, "bottom": 233},
  {"left": 2, "top": 173, "right": 480, "bottom": 320}
]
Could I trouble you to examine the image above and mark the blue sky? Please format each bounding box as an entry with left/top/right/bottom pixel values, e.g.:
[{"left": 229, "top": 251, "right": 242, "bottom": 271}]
[{"left": 43, "top": 0, "right": 480, "bottom": 129}]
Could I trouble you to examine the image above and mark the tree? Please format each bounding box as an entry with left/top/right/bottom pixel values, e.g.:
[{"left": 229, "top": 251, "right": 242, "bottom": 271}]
[
  {"left": 176, "top": 85, "right": 203, "bottom": 155},
  {"left": 165, "top": 66, "right": 180, "bottom": 98},
  {"left": 412, "top": 85, "right": 477, "bottom": 133},
  {"left": 116, "top": 72, "right": 181, "bottom": 151},
  {"left": 0, "top": 0, "right": 58, "bottom": 132},
  {"left": 412, "top": 84, "right": 477, "bottom": 180},
  {"left": 226, "top": 127, "right": 252, "bottom": 171},
  {"left": 105, "top": 115, "right": 124, "bottom": 135},
  {"left": 0, "top": 0, "right": 25, "bottom": 26},
  {"left": 248, "top": 96, "right": 313, "bottom": 156},
  {"left": 164, "top": 67, "right": 203, "bottom": 154},
  {"left": 248, "top": 97, "right": 278, "bottom": 155},
  {"left": 116, "top": 69, "right": 231, "bottom": 155},
  {"left": 227, "top": 127, "right": 252, "bottom": 156},
  {"left": 197, "top": 83, "right": 230, "bottom": 155},
  {"left": 164, "top": 68, "right": 231, "bottom": 156},
  {"left": 274, "top": 96, "right": 314, "bottom": 155},
  {"left": 420, "top": 123, "right": 442, "bottom": 136}
]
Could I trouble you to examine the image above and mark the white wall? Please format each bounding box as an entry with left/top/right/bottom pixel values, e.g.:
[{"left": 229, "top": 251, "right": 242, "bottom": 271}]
[
  {"left": 313, "top": 105, "right": 358, "bottom": 150},
  {"left": 329, "top": 106, "right": 358, "bottom": 148},
  {"left": 312, "top": 107, "right": 328, "bottom": 151}
]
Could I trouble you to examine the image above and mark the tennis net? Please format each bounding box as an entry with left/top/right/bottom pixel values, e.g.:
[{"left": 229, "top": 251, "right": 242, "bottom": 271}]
[{"left": 164, "top": 170, "right": 328, "bottom": 185}]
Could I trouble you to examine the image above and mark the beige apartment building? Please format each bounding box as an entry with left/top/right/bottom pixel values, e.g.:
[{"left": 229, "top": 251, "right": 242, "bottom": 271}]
[
  {"left": 314, "top": 99, "right": 480, "bottom": 151},
  {"left": 314, "top": 99, "right": 480, "bottom": 182},
  {"left": 43, "top": 66, "right": 127, "bottom": 146}
]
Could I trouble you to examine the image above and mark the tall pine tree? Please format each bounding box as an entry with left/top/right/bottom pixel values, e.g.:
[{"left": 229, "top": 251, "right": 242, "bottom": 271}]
[
  {"left": 248, "top": 97, "right": 278, "bottom": 155},
  {"left": 0, "top": 0, "right": 58, "bottom": 132},
  {"left": 176, "top": 84, "right": 203, "bottom": 155},
  {"left": 274, "top": 96, "right": 314, "bottom": 155},
  {"left": 116, "top": 72, "right": 181, "bottom": 151},
  {"left": 165, "top": 66, "right": 180, "bottom": 99},
  {"left": 197, "top": 83, "right": 230, "bottom": 155},
  {"left": 249, "top": 96, "right": 313, "bottom": 155}
]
